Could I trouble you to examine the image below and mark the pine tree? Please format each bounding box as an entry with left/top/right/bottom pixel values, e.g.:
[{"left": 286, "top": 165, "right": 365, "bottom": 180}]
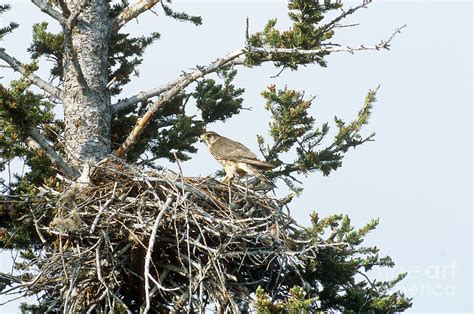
[{"left": 0, "top": 1, "right": 411, "bottom": 312}]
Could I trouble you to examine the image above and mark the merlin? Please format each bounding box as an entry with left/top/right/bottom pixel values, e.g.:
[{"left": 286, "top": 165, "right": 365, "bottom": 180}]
[{"left": 200, "top": 131, "right": 275, "bottom": 186}]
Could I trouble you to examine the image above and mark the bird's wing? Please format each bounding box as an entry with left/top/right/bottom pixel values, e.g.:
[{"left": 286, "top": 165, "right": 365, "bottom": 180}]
[
  {"left": 211, "top": 136, "right": 274, "bottom": 169},
  {"left": 211, "top": 136, "right": 257, "bottom": 160},
  {"left": 237, "top": 158, "right": 274, "bottom": 169}
]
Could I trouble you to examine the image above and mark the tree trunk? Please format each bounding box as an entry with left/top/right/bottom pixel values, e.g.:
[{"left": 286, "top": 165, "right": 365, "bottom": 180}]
[{"left": 62, "top": 0, "right": 111, "bottom": 165}]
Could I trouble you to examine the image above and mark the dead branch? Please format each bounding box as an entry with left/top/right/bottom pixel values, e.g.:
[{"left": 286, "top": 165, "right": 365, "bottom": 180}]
[
  {"left": 113, "top": 0, "right": 161, "bottom": 31},
  {"left": 112, "top": 24, "right": 404, "bottom": 156},
  {"left": 63, "top": 2, "right": 89, "bottom": 91},
  {"left": 112, "top": 48, "right": 246, "bottom": 114},
  {"left": 111, "top": 3, "right": 403, "bottom": 115},
  {"left": 26, "top": 128, "right": 79, "bottom": 178},
  {"left": 0, "top": 48, "right": 62, "bottom": 100},
  {"left": 0, "top": 157, "right": 334, "bottom": 312},
  {"left": 319, "top": 1, "right": 370, "bottom": 35},
  {"left": 143, "top": 197, "right": 173, "bottom": 314},
  {"left": 113, "top": 48, "right": 245, "bottom": 157},
  {"left": 31, "top": 0, "right": 65, "bottom": 23}
]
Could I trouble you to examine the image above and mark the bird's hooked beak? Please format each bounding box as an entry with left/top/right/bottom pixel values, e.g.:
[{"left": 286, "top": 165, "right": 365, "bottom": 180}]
[{"left": 199, "top": 134, "right": 206, "bottom": 143}]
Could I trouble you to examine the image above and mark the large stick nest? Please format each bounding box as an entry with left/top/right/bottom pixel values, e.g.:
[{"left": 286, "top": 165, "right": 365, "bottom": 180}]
[{"left": 12, "top": 158, "right": 318, "bottom": 313}]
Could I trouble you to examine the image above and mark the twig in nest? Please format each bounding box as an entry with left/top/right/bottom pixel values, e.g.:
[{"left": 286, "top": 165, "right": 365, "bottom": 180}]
[{"left": 143, "top": 197, "right": 174, "bottom": 314}]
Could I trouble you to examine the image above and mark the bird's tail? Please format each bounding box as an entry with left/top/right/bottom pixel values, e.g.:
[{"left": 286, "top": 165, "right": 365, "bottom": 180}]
[{"left": 249, "top": 166, "right": 276, "bottom": 188}]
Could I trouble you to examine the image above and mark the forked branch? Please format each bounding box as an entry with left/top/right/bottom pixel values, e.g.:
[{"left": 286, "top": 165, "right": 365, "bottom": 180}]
[
  {"left": 113, "top": 49, "right": 245, "bottom": 157},
  {"left": 63, "top": 3, "right": 89, "bottom": 91},
  {"left": 113, "top": 24, "right": 404, "bottom": 157}
]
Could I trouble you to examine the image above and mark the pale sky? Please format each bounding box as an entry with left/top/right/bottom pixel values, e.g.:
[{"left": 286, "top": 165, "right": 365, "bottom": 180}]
[{"left": 0, "top": 1, "right": 472, "bottom": 312}]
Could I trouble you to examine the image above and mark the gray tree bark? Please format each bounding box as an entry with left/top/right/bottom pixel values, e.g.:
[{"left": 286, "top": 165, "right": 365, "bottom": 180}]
[{"left": 62, "top": 0, "right": 111, "bottom": 165}]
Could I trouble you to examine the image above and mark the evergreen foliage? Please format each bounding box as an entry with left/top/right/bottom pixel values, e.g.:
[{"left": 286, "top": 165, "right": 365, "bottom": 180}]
[
  {"left": 160, "top": 0, "right": 202, "bottom": 25},
  {"left": 0, "top": 0, "right": 412, "bottom": 312},
  {"left": 253, "top": 213, "right": 411, "bottom": 313},
  {"left": 0, "top": 4, "right": 18, "bottom": 40},
  {"left": 246, "top": 0, "right": 342, "bottom": 68},
  {"left": 194, "top": 68, "right": 244, "bottom": 124},
  {"left": 0, "top": 75, "right": 58, "bottom": 249},
  {"left": 258, "top": 85, "right": 377, "bottom": 192}
]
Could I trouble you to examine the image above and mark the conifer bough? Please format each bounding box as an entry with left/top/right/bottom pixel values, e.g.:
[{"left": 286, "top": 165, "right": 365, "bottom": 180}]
[{"left": 0, "top": 1, "right": 411, "bottom": 312}]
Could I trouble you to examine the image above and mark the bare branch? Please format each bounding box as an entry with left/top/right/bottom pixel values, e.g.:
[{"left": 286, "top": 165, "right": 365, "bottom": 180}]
[
  {"left": 247, "top": 25, "right": 406, "bottom": 57},
  {"left": 2, "top": 157, "right": 397, "bottom": 312},
  {"left": 113, "top": 0, "right": 160, "bottom": 31},
  {"left": 29, "top": 207, "right": 46, "bottom": 244},
  {"left": 63, "top": 4, "right": 89, "bottom": 91},
  {"left": 112, "top": 49, "right": 246, "bottom": 114},
  {"left": 247, "top": 35, "right": 397, "bottom": 55},
  {"left": 112, "top": 79, "right": 179, "bottom": 114},
  {"left": 112, "top": 24, "right": 404, "bottom": 115},
  {"left": 113, "top": 25, "right": 404, "bottom": 155},
  {"left": 111, "top": 48, "right": 244, "bottom": 114},
  {"left": 26, "top": 128, "right": 79, "bottom": 178},
  {"left": 144, "top": 197, "right": 174, "bottom": 314},
  {"left": 113, "top": 49, "right": 245, "bottom": 156},
  {"left": 31, "top": 0, "right": 64, "bottom": 23},
  {"left": 0, "top": 48, "right": 62, "bottom": 99},
  {"left": 106, "top": 76, "right": 117, "bottom": 89},
  {"left": 319, "top": 1, "right": 370, "bottom": 35}
]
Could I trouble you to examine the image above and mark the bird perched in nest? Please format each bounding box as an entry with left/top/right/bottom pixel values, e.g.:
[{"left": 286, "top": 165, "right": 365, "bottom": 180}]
[{"left": 200, "top": 131, "right": 275, "bottom": 187}]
